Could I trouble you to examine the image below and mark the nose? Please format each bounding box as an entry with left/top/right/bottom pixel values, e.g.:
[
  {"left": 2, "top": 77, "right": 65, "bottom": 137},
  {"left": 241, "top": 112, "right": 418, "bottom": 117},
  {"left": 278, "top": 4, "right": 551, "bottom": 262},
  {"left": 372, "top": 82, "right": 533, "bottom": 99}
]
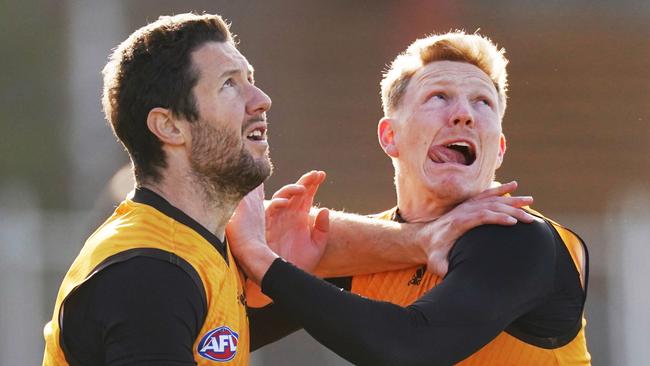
[
  {"left": 449, "top": 101, "right": 474, "bottom": 128},
  {"left": 247, "top": 85, "right": 272, "bottom": 115}
]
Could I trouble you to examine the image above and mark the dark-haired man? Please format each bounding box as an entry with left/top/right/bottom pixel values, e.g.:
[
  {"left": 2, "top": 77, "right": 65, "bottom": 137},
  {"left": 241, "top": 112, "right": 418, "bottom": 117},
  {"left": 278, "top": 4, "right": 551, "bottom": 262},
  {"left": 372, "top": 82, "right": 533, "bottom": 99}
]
[
  {"left": 42, "top": 14, "right": 534, "bottom": 366},
  {"left": 43, "top": 13, "right": 269, "bottom": 366}
]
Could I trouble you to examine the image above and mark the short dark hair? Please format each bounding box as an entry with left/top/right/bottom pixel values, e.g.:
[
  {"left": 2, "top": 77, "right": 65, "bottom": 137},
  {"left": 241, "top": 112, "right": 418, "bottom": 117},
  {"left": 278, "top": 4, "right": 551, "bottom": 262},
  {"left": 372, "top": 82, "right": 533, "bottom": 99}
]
[{"left": 102, "top": 13, "right": 233, "bottom": 183}]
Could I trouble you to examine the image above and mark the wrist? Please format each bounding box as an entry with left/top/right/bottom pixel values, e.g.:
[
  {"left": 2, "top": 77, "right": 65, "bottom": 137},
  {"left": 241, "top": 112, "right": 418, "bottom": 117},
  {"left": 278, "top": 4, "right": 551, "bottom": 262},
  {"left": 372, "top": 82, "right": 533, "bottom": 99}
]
[
  {"left": 405, "top": 221, "right": 430, "bottom": 264},
  {"left": 239, "top": 243, "right": 279, "bottom": 285}
]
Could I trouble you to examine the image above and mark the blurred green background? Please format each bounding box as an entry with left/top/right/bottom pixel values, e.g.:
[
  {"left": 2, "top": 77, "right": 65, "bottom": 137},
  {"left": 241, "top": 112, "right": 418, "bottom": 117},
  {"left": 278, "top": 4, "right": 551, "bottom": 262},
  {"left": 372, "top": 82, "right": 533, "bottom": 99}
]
[{"left": 1, "top": 1, "right": 648, "bottom": 365}]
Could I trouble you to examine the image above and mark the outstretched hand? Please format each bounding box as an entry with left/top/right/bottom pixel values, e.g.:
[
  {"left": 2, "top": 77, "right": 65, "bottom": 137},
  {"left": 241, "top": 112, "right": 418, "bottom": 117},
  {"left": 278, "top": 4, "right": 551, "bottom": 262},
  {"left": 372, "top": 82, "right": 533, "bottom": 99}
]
[
  {"left": 420, "top": 181, "right": 535, "bottom": 276},
  {"left": 265, "top": 170, "right": 330, "bottom": 273},
  {"left": 226, "top": 184, "right": 278, "bottom": 284}
]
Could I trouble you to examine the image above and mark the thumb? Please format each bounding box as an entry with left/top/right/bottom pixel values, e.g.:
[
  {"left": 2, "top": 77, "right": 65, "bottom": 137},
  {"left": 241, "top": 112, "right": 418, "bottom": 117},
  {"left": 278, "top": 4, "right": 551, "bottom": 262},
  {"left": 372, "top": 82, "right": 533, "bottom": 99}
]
[
  {"left": 311, "top": 208, "right": 329, "bottom": 247},
  {"left": 427, "top": 253, "right": 449, "bottom": 277}
]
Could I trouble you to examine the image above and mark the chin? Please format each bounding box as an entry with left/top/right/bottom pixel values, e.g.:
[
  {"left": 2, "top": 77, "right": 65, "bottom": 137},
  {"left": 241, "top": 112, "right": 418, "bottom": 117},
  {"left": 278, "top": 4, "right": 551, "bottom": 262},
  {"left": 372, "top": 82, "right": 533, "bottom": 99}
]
[
  {"left": 257, "top": 159, "right": 273, "bottom": 182},
  {"left": 257, "top": 153, "right": 273, "bottom": 178},
  {"left": 424, "top": 176, "right": 475, "bottom": 203}
]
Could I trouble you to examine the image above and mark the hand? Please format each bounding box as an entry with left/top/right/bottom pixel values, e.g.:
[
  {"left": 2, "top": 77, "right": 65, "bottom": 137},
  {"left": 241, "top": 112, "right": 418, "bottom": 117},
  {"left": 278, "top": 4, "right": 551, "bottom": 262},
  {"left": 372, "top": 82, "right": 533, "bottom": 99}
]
[
  {"left": 419, "top": 181, "right": 535, "bottom": 276},
  {"left": 265, "top": 170, "right": 330, "bottom": 273},
  {"left": 226, "top": 184, "right": 278, "bottom": 284}
]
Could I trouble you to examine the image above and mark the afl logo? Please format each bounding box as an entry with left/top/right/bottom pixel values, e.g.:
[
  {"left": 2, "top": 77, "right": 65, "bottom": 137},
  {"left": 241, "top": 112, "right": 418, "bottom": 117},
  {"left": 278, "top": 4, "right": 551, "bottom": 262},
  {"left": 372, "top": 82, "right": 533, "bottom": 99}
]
[{"left": 197, "top": 326, "right": 239, "bottom": 362}]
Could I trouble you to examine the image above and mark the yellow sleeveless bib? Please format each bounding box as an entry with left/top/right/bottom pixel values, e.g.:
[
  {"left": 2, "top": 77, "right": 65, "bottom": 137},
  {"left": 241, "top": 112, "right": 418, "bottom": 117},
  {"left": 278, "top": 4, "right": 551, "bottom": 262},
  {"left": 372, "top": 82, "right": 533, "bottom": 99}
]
[
  {"left": 43, "top": 196, "right": 249, "bottom": 365},
  {"left": 352, "top": 208, "right": 591, "bottom": 365}
]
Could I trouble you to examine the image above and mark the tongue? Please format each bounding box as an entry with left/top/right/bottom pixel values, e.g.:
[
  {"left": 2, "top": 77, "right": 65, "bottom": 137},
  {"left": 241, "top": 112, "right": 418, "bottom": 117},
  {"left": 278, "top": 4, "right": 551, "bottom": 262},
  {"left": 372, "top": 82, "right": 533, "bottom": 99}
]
[{"left": 429, "top": 146, "right": 467, "bottom": 165}]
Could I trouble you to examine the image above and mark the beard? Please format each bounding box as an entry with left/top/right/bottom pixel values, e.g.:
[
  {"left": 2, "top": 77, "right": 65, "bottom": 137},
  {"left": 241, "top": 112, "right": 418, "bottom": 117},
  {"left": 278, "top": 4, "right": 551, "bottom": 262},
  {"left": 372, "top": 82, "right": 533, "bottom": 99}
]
[{"left": 189, "top": 119, "right": 272, "bottom": 200}]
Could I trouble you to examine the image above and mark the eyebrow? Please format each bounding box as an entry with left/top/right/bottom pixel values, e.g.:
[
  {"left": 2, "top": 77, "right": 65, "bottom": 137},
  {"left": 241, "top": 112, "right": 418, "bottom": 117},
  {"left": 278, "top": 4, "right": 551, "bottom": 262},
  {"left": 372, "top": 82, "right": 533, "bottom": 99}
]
[
  {"left": 219, "top": 66, "right": 254, "bottom": 79},
  {"left": 420, "top": 75, "right": 496, "bottom": 94},
  {"left": 219, "top": 69, "right": 241, "bottom": 79}
]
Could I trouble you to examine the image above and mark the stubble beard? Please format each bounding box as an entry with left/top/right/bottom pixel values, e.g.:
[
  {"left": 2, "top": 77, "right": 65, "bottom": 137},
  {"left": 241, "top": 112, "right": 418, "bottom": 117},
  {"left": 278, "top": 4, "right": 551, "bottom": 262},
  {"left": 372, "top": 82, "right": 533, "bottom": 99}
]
[{"left": 189, "top": 119, "right": 273, "bottom": 204}]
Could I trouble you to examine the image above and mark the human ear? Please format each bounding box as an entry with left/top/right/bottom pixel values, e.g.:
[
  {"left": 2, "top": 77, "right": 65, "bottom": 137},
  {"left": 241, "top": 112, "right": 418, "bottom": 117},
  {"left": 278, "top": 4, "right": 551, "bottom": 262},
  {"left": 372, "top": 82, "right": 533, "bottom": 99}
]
[
  {"left": 146, "top": 107, "right": 186, "bottom": 146},
  {"left": 378, "top": 117, "right": 399, "bottom": 158},
  {"left": 495, "top": 133, "right": 507, "bottom": 169}
]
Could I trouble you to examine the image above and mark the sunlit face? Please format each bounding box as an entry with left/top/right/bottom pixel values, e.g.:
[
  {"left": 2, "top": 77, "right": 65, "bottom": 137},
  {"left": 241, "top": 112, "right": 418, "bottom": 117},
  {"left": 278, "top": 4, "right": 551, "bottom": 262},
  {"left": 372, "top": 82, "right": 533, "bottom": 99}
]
[
  {"left": 381, "top": 61, "right": 506, "bottom": 205},
  {"left": 188, "top": 41, "right": 273, "bottom": 197}
]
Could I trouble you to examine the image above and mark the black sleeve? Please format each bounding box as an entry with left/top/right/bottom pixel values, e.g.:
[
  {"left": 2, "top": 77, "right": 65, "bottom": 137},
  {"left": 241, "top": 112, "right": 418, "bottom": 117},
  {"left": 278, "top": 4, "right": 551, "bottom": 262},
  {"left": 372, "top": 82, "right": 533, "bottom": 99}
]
[
  {"left": 248, "top": 276, "right": 352, "bottom": 351},
  {"left": 62, "top": 256, "right": 206, "bottom": 366},
  {"left": 261, "top": 221, "right": 558, "bottom": 366},
  {"left": 248, "top": 304, "right": 301, "bottom": 351}
]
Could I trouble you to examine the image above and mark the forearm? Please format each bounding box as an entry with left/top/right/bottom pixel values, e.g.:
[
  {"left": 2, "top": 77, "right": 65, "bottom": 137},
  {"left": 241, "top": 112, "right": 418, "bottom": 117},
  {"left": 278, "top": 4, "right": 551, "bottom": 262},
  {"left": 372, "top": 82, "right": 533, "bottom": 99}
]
[
  {"left": 248, "top": 303, "right": 302, "bottom": 351},
  {"left": 263, "top": 259, "right": 497, "bottom": 366},
  {"left": 315, "top": 210, "right": 427, "bottom": 277},
  {"left": 260, "top": 223, "right": 557, "bottom": 365},
  {"left": 249, "top": 276, "right": 352, "bottom": 351}
]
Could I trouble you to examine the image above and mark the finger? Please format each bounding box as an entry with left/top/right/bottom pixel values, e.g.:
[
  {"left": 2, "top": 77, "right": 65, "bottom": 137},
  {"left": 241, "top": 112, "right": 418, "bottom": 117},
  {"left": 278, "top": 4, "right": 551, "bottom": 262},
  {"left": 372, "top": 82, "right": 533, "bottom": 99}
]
[
  {"left": 299, "top": 171, "right": 327, "bottom": 211},
  {"left": 484, "top": 202, "right": 536, "bottom": 223},
  {"left": 454, "top": 209, "right": 515, "bottom": 230},
  {"left": 473, "top": 181, "right": 518, "bottom": 200},
  {"left": 508, "top": 207, "right": 536, "bottom": 223},
  {"left": 477, "top": 211, "right": 518, "bottom": 226},
  {"left": 265, "top": 201, "right": 290, "bottom": 229},
  {"left": 311, "top": 207, "right": 330, "bottom": 247},
  {"left": 466, "top": 205, "right": 536, "bottom": 227},
  {"left": 265, "top": 198, "right": 290, "bottom": 214},
  {"left": 493, "top": 195, "right": 534, "bottom": 208},
  {"left": 296, "top": 170, "right": 326, "bottom": 192},
  {"left": 271, "top": 184, "right": 307, "bottom": 199},
  {"left": 296, "top": 170, "right": 320, "bottom": 186},
  {"left": 302, "top": 171, "right": 324, "bottom": 191},
  {"left": 516, "top": 210, "right": 535, "bottom": 223},
  {"left": 285, "top": 183, "right": 316, "bottom": 210},
  {"left": 315, "top": 170, "right": 326, "bottom": 185}
]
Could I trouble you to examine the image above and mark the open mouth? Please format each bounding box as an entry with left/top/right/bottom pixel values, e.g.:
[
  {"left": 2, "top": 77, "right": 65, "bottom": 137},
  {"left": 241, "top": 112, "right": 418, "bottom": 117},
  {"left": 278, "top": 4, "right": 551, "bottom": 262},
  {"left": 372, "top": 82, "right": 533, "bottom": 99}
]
[
  {"left": 246, "top": 126, "right": 267, "bottom": 142},
  {"left": 429, "top": 141, "right": 476, "bottom": 166}
]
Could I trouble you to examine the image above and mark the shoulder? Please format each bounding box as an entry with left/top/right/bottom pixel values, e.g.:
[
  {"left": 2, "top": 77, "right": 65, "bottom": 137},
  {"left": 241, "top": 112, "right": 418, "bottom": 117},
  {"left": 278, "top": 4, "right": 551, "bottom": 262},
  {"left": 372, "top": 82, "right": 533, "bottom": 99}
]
[
  {"left": 62, "top": 256, "right": 207, "bottom": 364},
  {"left": 456, "top": 218, "right": 557, "bottom": 256},
  {"left": 448, "top": 219, "right": 559, "bottom": 281},
  {"left": 73, "top": 255, "right": 206, "bottom": 319}
]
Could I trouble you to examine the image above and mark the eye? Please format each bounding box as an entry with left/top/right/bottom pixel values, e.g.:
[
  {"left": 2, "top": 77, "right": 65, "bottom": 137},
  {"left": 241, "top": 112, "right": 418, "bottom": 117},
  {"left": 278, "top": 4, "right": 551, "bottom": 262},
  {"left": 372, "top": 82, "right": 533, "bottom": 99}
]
[
  {"left": 425, "top": 93, "right": 446, "bottom": 104},
  {"left": 476, "top": 96, "right": 494, "bottom": 108},
  {"left": 223, "top": 78, "right": 235, "bottom": 88}
]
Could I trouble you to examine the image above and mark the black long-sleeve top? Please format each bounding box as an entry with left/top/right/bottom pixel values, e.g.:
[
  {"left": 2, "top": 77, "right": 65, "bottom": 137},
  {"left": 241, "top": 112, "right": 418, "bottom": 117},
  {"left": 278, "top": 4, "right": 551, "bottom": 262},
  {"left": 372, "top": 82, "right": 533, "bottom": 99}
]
[
  {"left": 62, "top": 218, "right": 585, "bottom": 365},
  {"left": 260, "top": 219, "right": 586, "bottom": 366}
]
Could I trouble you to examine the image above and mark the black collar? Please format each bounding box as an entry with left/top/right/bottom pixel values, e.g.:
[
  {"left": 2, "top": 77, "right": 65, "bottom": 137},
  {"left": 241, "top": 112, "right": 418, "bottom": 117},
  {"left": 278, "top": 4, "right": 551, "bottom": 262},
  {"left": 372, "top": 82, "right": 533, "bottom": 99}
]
[{"left": 132, "top": 187, "right": 228, "bottom": 264}]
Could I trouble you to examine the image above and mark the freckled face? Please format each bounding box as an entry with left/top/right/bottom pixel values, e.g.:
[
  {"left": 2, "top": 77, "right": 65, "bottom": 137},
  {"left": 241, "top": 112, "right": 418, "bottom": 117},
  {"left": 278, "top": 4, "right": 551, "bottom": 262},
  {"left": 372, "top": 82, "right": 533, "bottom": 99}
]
[{"left": 389, "top": 61, "right": 506, "bottom": 204}]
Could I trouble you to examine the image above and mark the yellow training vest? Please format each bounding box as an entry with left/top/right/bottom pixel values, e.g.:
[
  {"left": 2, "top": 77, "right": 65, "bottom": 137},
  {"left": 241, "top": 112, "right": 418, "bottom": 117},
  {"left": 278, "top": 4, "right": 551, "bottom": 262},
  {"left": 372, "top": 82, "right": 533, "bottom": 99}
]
[
  {"left": 352, "top": 208, "right": 591, "bottom": 365},
  {"left": 43, "top": 193, "right": 249, "bottom": 365}
]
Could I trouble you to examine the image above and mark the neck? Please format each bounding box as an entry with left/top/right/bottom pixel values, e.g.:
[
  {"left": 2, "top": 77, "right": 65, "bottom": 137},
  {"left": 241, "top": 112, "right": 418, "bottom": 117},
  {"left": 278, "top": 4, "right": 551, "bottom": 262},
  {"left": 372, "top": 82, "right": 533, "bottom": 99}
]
[
  {"left": 396, "top": 193, "right": 455, "bottom": 223},
  {"left": 140, "top": 172, "right": 239, "bottom": 241},
  {"left": 394, "top": 176, "right": 457, "bottom": 223}
]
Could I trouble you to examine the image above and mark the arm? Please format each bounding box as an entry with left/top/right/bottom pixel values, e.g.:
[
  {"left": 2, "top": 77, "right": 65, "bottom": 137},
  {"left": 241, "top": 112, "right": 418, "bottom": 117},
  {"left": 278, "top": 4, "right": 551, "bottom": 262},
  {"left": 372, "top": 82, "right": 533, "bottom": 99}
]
[
  {"left": 248, "top": 303, "right": 302, "bottom": 350},
  {"left": 264, "top": 171, "right": 534, "bottom": 277},
  {"left": 248, "top": 277, "right": 352, "bottom": 350},
  {"left": 259, "top": 222, "right": 557, "bottom": 366},
  {"left": 316, "top": 210, "right": 424, "bottom": 276},
  {"left": 319, "top": 182, "right": 535, "bottom": 277},
  {"left": 227, "top": 185, "right": 555, "bottom": 365},
  {"left": 62, "top": 257, "right": 203, "bottom": 365}
]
